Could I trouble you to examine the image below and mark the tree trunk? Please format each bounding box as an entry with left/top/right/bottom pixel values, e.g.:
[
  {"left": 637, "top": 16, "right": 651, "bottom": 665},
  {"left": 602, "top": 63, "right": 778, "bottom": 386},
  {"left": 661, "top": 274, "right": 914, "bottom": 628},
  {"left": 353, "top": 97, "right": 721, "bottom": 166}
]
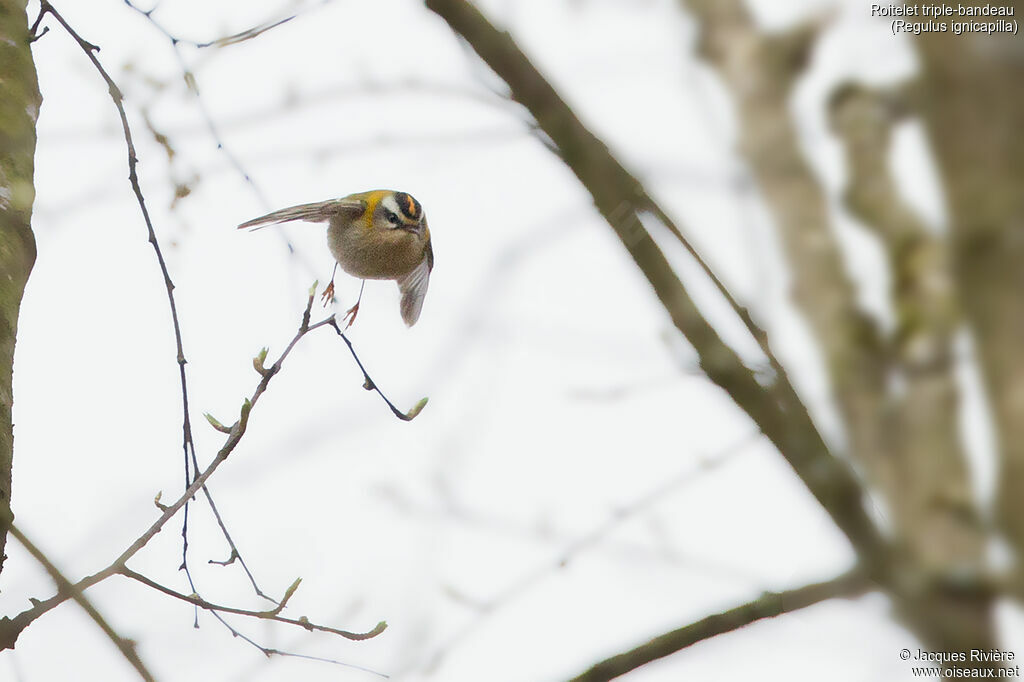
[
  {"left": 0, "top": 0, "right": 41, "bottom": 578},
  {"left": 916, "top": 0, "right": 1024, "bottom": 564}
]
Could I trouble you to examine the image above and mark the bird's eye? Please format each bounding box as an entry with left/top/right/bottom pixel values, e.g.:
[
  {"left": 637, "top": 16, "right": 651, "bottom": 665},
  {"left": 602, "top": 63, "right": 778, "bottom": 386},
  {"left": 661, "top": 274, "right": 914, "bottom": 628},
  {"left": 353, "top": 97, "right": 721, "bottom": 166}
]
[{"left": 386, "top": 211, "right": 400, "bottom": 225}]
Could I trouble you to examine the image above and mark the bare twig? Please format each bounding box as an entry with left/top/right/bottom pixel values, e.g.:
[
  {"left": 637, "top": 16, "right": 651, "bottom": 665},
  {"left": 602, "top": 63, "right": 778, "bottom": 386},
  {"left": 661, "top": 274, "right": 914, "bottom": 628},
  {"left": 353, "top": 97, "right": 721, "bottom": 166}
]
[
  {"left": 119, "top": 567, "right": 387, "bottom": 642},
  {"left": 330, "top": 321, "right": 429, "bottom": 422},
  {"left": 0, "top": 515, "right": 158, "bottom": 682},
  {"left": 211, "top": 612, "right": 388, "bottom": 679},
  {"left": 185, "top": 599, "right": 387, "bottom": 677},
  {"left": 122, "top": 0, "right": 302, "bottom": 49},
  {"left": 566, "top": 568, "right": 871, "bottom": 682},
  {"left": 195, "top": 487, "right": 274, "bottom": 601}
]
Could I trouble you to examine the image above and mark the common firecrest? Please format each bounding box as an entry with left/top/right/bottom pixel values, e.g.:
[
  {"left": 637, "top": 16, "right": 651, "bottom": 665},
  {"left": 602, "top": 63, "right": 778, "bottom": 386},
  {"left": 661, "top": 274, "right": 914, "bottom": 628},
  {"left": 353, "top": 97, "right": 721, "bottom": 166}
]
[{"left": 239, "top": 190, "right": 433, "bottom": 326}]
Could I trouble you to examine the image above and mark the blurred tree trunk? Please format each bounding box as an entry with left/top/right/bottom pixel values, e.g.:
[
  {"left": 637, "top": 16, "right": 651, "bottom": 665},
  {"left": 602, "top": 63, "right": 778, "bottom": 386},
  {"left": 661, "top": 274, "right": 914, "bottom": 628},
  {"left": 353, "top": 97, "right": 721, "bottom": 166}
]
[
  {"left": 683, "top": 0, "right": 995, "bottom": 659},
  {"left": 0, "top": 0, "right": 40, "bottom": 578},
  {"left": 916, "top": 1, "right": 1024, "bottom": 565}
]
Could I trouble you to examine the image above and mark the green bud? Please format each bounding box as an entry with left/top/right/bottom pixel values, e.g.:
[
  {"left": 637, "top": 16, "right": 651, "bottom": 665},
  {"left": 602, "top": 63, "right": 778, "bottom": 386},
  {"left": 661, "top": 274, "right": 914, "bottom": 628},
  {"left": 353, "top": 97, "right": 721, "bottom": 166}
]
[
  {"left": 204, "top": 413, "right": 233, "bottom": 434},
  {"left": 406, "top": 397, "right": 429, "bottom": 420}
]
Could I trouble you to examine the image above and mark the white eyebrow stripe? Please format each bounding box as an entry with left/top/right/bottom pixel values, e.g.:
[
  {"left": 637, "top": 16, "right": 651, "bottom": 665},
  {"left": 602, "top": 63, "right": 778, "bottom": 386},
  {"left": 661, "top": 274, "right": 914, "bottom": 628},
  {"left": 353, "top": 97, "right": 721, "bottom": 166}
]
[{"left": 380, "top": 193, "right": 402, "bottom": 216}]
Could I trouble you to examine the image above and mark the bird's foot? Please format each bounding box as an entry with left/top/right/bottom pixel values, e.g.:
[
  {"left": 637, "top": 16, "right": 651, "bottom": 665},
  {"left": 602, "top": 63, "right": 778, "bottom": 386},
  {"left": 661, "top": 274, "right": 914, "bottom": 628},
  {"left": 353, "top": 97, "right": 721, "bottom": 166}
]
[
  {"left": 342, "top": 301, "right": 360, "bottom": 330},
  {"left": 320, "top": 280, "right": 336, "bottom": 307}
]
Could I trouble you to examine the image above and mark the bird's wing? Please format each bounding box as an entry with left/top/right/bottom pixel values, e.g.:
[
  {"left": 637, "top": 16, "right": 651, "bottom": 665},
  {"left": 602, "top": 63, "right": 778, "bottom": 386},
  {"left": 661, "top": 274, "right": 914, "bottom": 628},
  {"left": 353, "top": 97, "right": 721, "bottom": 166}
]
[
  {"left": 237, "top": 198, "right": 366, "bottom": 230},
  {"left": 397, "top": 252, "right": 431, "bottom": 327}
]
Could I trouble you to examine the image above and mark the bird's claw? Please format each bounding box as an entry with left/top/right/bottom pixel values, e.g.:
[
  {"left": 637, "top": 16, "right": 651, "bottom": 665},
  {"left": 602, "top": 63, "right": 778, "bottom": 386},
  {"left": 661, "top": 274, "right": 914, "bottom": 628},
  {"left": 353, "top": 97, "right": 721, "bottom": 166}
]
[
  {"left": 342, "top": 301, "right": 360, "bottom": 331},
  {"left": 320, "top": 281, "right": 336, "bottom": 307}
]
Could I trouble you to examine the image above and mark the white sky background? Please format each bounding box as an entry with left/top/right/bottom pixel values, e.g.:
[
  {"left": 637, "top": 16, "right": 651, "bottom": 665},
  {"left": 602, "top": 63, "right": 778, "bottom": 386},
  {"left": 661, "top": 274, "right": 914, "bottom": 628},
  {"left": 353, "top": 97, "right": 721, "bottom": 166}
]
[{"left": 4, "top": 0, "right": 1021, "bottom": 680}]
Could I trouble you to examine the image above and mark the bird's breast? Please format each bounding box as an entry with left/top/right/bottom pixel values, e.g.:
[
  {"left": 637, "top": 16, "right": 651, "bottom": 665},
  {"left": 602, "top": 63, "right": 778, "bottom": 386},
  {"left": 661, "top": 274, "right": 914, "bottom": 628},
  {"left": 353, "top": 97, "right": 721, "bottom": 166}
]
[{"left": 327, "top": 220, "right": 425, "bottom": 280}]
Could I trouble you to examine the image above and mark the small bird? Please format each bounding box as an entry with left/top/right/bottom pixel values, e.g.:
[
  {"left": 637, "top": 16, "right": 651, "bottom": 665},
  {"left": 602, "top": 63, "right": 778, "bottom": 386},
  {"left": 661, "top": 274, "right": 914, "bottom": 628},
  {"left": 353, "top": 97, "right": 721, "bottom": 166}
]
[{"left": 238, "top": 190, "right": 433, "bottom": 327}]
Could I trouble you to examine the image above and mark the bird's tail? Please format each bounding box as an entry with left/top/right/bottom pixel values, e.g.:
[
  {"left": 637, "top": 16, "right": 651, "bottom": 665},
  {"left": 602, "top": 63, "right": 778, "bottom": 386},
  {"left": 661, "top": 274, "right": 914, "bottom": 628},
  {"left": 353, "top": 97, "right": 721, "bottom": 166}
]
[{"left": 237, "top": 200, "right": 342, "bottom": 230}]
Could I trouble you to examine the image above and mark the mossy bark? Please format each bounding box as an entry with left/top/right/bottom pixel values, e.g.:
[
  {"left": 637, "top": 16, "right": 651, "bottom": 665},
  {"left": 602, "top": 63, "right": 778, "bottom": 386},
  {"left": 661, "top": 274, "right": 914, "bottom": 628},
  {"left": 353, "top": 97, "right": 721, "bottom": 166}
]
[{"left": 0, "top": 0, "right": 41, "bottom": 578}]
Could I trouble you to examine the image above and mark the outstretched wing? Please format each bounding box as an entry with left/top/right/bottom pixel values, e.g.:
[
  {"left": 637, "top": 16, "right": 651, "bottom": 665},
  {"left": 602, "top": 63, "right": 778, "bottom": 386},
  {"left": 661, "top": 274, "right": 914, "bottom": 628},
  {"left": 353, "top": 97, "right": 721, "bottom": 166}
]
[
  {"left": 237, "top": 198, "right": 365, "bottom": 230},
  {"left": 397, "top": 242, "right": 433, "bottom": 327}
]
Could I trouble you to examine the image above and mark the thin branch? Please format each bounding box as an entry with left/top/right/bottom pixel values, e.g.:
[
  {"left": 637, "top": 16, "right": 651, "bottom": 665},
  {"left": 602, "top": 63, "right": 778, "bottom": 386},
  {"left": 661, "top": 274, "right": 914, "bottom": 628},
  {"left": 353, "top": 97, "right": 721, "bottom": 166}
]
[
  {"left": 210, "top": 610, "right": 389, "bottom": 680},
  {"left": 122, "top": 0, "right": 302, "bottom": 49},
  {"left": 566, "top": 568, "right": 871, "bottom": 682},
  {"left": 0, "top": 515, "right": 158, "bottom": 682},
  {"left": 186, "top": 599, "right": 387, "bottom": 678},
  {"left": 161, "top": 540, "right": 388, "bottom": 679},
  {"left": 119, "top": 567, "right": 387, "bottom": 642},
  {"left": 195, "top": 487, "right": 274, "bottom": 601},
  {"left": 330, "top": 321, "right": 429, "bottom": 422}
]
